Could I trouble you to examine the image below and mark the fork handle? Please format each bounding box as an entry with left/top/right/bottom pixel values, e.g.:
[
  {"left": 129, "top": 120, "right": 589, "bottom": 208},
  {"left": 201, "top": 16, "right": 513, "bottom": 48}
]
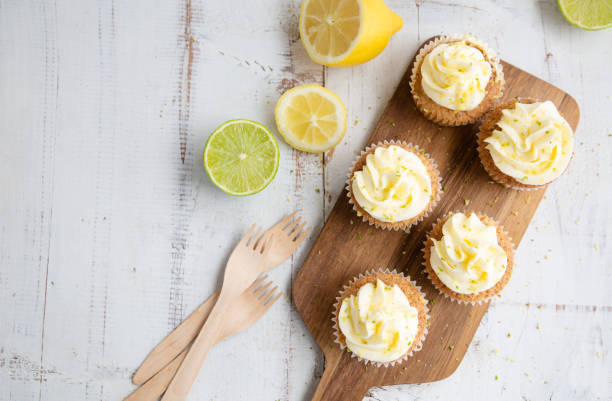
[
  {"left": 125, "top": 348, "right": 187, "bottom": 401},
  {"left": 132, "top": 290, "right": 219, "bottom": 385},
  {"left": 161, "top": 293, "right": 232, "bottom": 401}
]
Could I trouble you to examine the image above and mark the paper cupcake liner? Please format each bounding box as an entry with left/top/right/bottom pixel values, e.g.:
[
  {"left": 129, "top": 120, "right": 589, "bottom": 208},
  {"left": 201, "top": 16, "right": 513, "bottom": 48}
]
[
  {"left": 409, "top": 34, "right": 505, "bottom": 126},
  {"left": 331, "top": 268, "right": 430, "bottom": 368},
  {"left": 421, "top": 211, "right": 515, "bottom": 305},
  {"left": 345, "top": 140, "right": 442, "bottom": 232},
  {"left": 477, "top": 97, "right": 573, "bottom": 191}
]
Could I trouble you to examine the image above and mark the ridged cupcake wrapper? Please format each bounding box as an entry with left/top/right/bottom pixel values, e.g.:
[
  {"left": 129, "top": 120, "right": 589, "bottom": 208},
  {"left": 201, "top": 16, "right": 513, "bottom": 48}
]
[
  {"left": 331, "top": 268, "right": 430, "bottom": 368},
  {"left": 421, "top": 211, "right": 515, "bottom": 306},
  {"left": 477, "top": 139, "right": 546, "bottom": 192},
  {"left": 476, "top": 97, "right": 569, "bottom": 192},
  {"left": 410, "top": 34, "right": 505, "bottom": 126},
  {"left": 345, "top": 140, "right": 442, "bottom": 232}
]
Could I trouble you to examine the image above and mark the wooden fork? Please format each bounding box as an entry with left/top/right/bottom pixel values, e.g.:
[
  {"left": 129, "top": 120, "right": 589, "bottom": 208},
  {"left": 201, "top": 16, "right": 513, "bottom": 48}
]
[
  {"left": 160, "top": 223, "right": 289, "bottom": 401},
  {"left": 124, "top": 275, "right": 281, "bottom": 401},
  {"left": 132, "top": 212, "right": 310, "bottom": 385}
]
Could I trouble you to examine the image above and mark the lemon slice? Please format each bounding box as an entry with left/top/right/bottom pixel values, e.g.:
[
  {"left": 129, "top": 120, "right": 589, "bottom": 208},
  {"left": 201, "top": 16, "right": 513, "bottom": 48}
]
[
  {"left": 203, "top": 119, "right": 279, "bottom": 196},
  {"left": 299, "top": 0, "right": 403, "bottom": 67},
  {"left": 558, "top": 0, "right": 612, "bottom": 30},
  {"left": 275, "top": 84, "right": 347, "bottom": 153}
]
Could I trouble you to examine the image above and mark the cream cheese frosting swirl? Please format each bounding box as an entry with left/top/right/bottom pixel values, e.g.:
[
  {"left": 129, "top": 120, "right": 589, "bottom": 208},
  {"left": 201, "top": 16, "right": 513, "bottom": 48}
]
[
  {"left": 420, "top": 40, "right": 492, "bottom": 111},
  {"left": 430, "top": 213, "right": 507, "bottom": 294},
  {"left": 352, "top": 145, "right": 432, "bottom": 223},
  {"left": 484, "top": 101, "right": 574, "bottom": 186},
  {"left": 338, "top": 279, "right": 419, "bottom": 363}
]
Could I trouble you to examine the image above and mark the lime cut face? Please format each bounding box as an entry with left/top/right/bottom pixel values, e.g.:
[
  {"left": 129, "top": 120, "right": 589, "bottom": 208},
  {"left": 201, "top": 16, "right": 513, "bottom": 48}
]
[
  {"left": 558, "top": 0, "right": 612, "bottom": 30},
  {"left": 204, "top": 119, "right": 279, "bottom": 196}
]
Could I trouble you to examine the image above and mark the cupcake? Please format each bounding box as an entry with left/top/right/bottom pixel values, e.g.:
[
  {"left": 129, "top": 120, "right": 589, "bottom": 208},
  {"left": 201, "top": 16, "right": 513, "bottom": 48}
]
[
  {"left": 347, "top": 141, "right": 440, "bottom": 231},
  {"left": 423, "top": 212, "right": 514, "bottom": 304},
  {"left": 478, "top": 98, "right": 575, "bottom": 190},
  {"left": 410, "top": 34, "right": 504, "bottom": 126},
  {"left": 333, "top": 270, "right": 428, "bottom": 366}
]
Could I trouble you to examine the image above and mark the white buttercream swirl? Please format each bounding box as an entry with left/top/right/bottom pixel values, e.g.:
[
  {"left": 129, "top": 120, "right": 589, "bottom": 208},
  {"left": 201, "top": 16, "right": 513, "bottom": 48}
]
[
  {"left": 484, "top": 100, "right": 574, "bottom": 185},
  {"left": 430, "top": 213, "right": 507, "bottom": 294},
  {"left": 420, "top": 40, "right": 492, "bottom": 111},
  {"left": 352, "top": 145, "right": 432, "bottom": 223},
  {"left": 338, "top": 279, "right": 419, "bottom": 363}
]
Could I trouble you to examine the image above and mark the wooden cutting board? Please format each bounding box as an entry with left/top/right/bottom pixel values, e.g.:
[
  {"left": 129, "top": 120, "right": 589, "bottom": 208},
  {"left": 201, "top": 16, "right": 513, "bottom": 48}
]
[{"left": 292, "top": 38, "right": 580, "bottom": 401}]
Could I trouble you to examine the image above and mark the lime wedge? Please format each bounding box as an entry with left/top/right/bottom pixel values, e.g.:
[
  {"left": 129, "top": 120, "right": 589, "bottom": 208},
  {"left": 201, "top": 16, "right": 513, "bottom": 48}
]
[
  {"left": 558, "top": 0, "right": 612, "bottom": 30},
  {"left": 204, "top": 119, "right": 279, "bottom": 196}
]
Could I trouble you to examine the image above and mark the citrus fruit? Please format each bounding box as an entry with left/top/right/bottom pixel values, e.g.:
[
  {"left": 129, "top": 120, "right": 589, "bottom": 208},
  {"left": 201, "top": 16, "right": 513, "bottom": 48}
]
[
  {"left": 274, "top": 84, "right": 347, "bottom": 153},
  {"left": 299, "top": 0, "right": 403, "bottom": 67},
  {"left": 558, "top": 0, "right": 612, "bottom": 30},
  {"left": 203, "top": 119, "right": 279, "bottom": 196}
]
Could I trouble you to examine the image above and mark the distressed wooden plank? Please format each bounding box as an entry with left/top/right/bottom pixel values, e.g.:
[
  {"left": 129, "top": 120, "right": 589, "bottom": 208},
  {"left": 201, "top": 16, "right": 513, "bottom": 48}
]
[
  {"left": 3, "top": 0, "right": 324, "bottom": 399},
  {"left": 0, "top": 1, "right": 59, "bottom": 400}
]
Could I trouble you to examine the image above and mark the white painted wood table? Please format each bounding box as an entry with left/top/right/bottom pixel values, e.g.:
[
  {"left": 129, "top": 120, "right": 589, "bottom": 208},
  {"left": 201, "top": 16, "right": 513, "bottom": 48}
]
[{"left": 1, "top": 0, "right": 611, "bottom": 400}]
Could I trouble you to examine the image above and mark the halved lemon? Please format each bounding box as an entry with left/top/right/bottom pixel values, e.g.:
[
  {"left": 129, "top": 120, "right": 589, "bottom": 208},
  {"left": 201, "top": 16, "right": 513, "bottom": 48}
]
[
  {"left": 299, "top": 0, "right": 403, "bottom": 67},
  {"left": 274, "top": 84, "right": 347, "bottom": 153}
]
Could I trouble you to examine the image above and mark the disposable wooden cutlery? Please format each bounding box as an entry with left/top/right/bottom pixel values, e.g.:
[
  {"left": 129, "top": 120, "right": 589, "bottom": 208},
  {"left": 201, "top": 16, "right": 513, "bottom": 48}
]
[
  {"left": 132, "top": 212, "right": 310, "bottom": 385},
  {"left": 125, "top": 275, "right": 281, "bottom": 401},
  {"left": 158, "top": 224, "right": 279, "bottom": 401}
]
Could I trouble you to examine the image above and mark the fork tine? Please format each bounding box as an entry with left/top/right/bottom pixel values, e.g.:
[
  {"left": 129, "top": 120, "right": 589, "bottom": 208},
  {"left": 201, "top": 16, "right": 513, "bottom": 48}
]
[
  {"left": 253, "top": 288, "right": 282, "bottom": 319},
  {"left": 274, "top": 211, "right": 298, "bottom": 230},
  {"left": 291, "top": 222, "right": 307, "bottom": 240},
  {"left": 259, "top": 283, "right": 278, "bottom": 300},
  {"left": 293, "top": 225, "right": 312, "bottom": 243},
  {"left": 248, "top": 226, "right": 263, "bottom": 247},
  {"left": 253, "top": 232, "right": 269, "bottom": 253},
  {"left": 248, "top": 274, "right": 268, "bottom": 291},
  {"left": 260, "top": 285, "right": 279, "bottom": 303},
  {"left": 260, "top": 233, "right": 275, "bottom": 254},
  {"left": 240, "top": 224, "right": 257, "bottom": 245},
  {"left": 263, "top": 287, "right": 282, "bottom": 305},
  {"left": 284, "top": 216, "right": 302, "bottom": 233},
  {"left": 254, "top": 279, "right": 273, "bottom": 296},
  {"left": 252, "top": 228, "right": 269, "bottom": 250},
  {"left": 270, "top": 290, "right": 282, "bottom": 304}
]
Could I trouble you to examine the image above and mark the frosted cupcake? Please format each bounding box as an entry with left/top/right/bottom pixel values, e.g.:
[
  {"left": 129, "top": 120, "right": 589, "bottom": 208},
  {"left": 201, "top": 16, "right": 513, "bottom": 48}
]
[
  {"left": 423, "top": 212, "right": 514, "bottom": 304},
  {"left": 347, "top": 141, "right": 440, "bottom": 231},
  {"left": 333, "top": 270, "right": 428, "bottom": 366},
  {"left": 410, "top": 35, "right": 504, "bottom": 126},
  {"left": 478, "top": 98, "right": 575, "bottom": 190}
]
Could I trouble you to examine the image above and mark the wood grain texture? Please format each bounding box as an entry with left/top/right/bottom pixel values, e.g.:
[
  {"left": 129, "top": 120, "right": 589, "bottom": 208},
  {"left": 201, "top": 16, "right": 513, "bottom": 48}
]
[{"left": 293, "top": 41, "right": 580, "bottom": 400}]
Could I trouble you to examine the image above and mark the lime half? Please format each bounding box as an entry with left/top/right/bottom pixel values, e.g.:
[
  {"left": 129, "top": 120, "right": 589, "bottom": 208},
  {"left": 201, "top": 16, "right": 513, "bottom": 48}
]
[
  {"left": 204, "top": 119, "right": 279, "bottom": 196},
  {"left": 558, "top": 0, "right": 612, "bottom": 30}
]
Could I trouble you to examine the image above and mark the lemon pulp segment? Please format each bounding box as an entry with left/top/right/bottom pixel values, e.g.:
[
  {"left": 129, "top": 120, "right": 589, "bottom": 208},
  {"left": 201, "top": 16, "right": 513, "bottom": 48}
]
[{"left": 275, "top": 84, "right": 347, "bottom": 153}]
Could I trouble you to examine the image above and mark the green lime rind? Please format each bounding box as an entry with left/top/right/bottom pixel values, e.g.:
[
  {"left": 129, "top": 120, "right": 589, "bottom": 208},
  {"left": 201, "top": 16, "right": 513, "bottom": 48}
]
[
  {"left": 203, "top": 119, "right": 279, "bottom": 196},
  {"left": 558, "top": 0, "right": 612, "bottom": 30}
]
